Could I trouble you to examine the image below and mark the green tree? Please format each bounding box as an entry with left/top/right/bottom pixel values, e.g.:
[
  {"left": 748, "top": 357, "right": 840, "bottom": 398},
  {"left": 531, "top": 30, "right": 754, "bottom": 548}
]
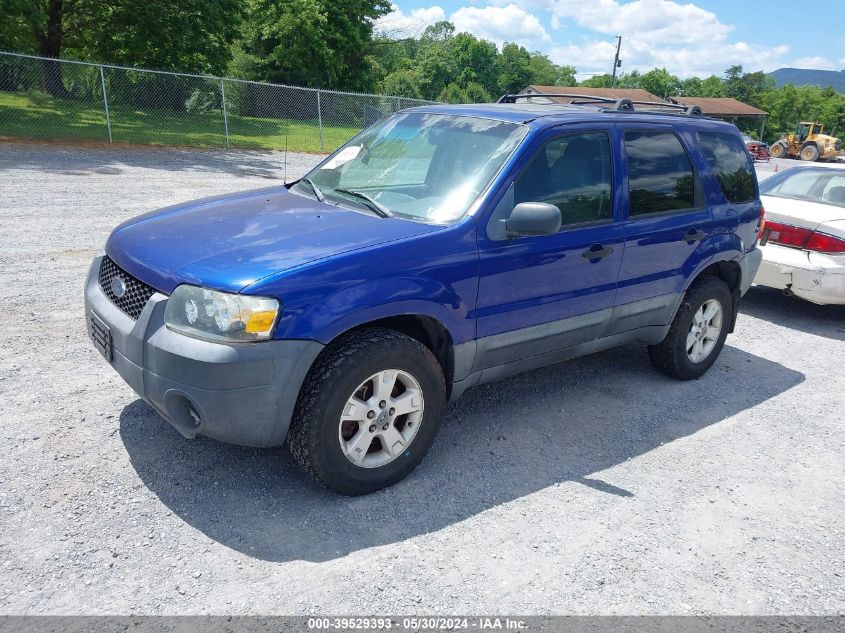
[
  {"left": 680, "top": 76, "right": 703, "bottom": 96},
  {"left": 528, "top": 52, "right": 576, "bottom": 87},
  {"left": 639, "top": 67, "right": 682, "bottom": 99},
  {"left": 415, "top": 23, "right": 458, "bottom": 100},
  {"left": 700, "top": 75, "right": 726, "bottom": 97},
  {"left": 579, "top": 73, "right": 613, "bottom": 88},
  {"left": 723, "top": 65, "right": 771, "bottom": 104},
  {"left": 1, "top": 0, "right": 242, "bottom": 95},
  {"left": 616, "top": 69, "right": 642, "bottom": 89},
  {"left": 91, "top": 0, "right": 242, "bottom": 74},
  {"left": 497, "top": 42, "right": 532, "bottom": 94},
  {"left": 381, "top": 68, "right": 423, "bottom": 98},
  {"left": 0, "top": 0, "right": 37, "bottom": 53},
  {"left": 240, "top": 0, "right": 390, "bottom": 90},
  {"left": 452, "top": 32, "right": 498, "bottom": 96}
]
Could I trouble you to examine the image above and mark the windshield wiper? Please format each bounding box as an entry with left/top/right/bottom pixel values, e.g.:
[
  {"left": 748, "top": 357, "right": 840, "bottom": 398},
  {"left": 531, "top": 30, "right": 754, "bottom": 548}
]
[
  {"left": 299, "top": 178, "right": 325, "bottom": 202},
  {"left": 334, "top": 188, "right": 392, "bottom": 218}
]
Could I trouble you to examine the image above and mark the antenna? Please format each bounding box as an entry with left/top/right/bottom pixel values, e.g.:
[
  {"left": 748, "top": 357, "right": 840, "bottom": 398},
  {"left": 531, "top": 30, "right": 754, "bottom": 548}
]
[{"left": 284, "top": 121, "right": 289, "bottom": 184}]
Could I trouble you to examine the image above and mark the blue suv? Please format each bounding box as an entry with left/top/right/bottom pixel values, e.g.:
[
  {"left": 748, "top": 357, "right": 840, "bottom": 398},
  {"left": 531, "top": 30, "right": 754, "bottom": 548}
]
[{"left": 85, "top": 95, "right": 763, "bottom": 494}]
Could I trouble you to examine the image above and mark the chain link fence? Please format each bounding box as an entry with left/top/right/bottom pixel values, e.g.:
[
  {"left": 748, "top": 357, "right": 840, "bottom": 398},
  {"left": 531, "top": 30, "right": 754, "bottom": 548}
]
[{"left": 0, "top": 51, "right": 436, "bottom": 153}]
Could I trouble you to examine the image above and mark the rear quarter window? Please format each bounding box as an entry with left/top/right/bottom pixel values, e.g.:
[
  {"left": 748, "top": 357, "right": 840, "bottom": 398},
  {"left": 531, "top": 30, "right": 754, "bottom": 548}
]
[{"left": 696, "top": 131, "right": 757, "bottom": 203}]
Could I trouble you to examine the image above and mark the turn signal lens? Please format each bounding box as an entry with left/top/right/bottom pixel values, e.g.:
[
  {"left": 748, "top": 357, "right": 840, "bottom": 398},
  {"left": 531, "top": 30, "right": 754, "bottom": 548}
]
[{"left": 245, "top": 310, "right": 278, "bottom": 333}]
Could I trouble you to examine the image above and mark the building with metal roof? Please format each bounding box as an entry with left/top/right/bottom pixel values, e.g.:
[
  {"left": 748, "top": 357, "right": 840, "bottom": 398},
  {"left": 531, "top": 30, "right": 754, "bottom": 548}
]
[{"left": 669, "top": 97, "right": 768, "bottom": 137}]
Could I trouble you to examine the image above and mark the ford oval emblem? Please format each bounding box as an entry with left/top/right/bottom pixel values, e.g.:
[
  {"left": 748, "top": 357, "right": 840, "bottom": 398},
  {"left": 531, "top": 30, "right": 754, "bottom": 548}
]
[{"left": 111, "top": 276, "right": 127, "bottom": 298}]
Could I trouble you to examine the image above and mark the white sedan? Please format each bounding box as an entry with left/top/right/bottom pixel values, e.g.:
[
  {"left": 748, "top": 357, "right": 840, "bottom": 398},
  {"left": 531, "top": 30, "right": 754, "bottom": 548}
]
[{"left": 755, "top": 164, "right": 845, "bottom": 305}]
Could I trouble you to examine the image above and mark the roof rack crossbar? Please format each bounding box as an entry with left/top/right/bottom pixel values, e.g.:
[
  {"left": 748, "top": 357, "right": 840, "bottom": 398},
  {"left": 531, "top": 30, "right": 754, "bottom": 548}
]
[{"left": 497, "top": 93, "right": 704, "bottom": 116}]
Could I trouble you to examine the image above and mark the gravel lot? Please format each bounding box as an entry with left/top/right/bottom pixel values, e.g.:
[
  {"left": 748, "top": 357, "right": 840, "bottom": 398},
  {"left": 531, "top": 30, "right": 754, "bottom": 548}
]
[{"left": 0, "top": 142, "right": 843, "bottom": 615}]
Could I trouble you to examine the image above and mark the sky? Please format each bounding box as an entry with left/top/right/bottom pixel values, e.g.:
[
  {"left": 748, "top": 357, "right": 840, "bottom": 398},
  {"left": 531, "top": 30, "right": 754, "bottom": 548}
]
[{"left": 375, "top": 0, "right": 845, "bottom": 79}]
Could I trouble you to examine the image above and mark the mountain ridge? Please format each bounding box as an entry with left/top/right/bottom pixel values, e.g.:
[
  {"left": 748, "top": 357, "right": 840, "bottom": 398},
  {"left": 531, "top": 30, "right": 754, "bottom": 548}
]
[{"left": 768, "top": 68, "right": 845, "bottom": 92}]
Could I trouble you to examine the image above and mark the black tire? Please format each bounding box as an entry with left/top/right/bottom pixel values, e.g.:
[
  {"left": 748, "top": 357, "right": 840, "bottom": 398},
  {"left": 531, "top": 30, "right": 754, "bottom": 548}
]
[
  {"left": 648, "top": 276, "right": 732, "bottom": 380},
  {"left": 287, "top": 328, "right": 446, "bottom": 495},
  {"left": 800, "top": 143, "right": 820, "bottom": 161},
  {"left": 770, "top": 142, "right": 786, "bottom": 159}
]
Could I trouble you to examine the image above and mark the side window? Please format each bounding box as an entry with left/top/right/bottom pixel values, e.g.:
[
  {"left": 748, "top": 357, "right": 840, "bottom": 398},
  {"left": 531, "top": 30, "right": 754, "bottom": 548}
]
[
  {"left": 624, "top": 130, "right": 696, "bottom": 217},
  {"left": 696, "top": 131, "right": 756, "bottom": 203},
  {"left": 514, "top": 131, "right": 613, "bottom": 228}
]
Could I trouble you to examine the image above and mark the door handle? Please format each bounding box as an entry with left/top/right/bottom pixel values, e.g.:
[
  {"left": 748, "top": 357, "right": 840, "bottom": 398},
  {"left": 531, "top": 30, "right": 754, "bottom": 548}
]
[
  {"left": 581, "top": 244, "right": 614, "bottom": 260},
  {"left": 682, "top": 228, "right": 706, "bottom": 242}
]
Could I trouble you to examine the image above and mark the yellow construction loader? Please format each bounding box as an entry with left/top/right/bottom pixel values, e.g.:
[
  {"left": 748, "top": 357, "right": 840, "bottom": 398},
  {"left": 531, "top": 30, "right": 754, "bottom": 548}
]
[{"left": 770, "top": 122, "right": 842, "bottom": 161}]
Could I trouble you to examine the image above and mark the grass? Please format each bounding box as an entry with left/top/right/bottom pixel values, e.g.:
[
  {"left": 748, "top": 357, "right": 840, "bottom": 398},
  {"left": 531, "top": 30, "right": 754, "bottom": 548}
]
[{"left": 0, "top": 91, "right": 362, "bottom": 153}]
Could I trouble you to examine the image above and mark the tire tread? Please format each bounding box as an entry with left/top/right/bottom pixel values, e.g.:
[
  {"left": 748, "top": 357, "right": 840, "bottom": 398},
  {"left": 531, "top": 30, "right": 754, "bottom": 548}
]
[{"left": 288, "top": 327, "right": 444, "bottom": 493}]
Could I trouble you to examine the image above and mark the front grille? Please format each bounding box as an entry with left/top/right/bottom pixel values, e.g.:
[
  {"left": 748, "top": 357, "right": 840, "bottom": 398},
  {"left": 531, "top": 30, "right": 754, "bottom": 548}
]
[{"left": 98, "top": 256, "right": 157, "bottom": 320}]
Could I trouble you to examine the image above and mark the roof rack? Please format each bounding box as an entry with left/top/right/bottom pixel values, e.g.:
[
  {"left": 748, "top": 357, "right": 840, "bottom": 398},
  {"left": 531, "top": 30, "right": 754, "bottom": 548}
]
[{"left": 497, "top": 93, "right": 703, "bottom": 116}]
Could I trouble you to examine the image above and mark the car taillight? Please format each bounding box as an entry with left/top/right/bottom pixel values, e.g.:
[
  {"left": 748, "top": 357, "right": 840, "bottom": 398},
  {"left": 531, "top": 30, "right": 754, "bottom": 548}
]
[
  {"left": 805, "top": 232, "right": 845, "bottom": 253},
  {"left": 765, "top": 220, "right": 845, "bottom": 253},
  {"left": 757, "top": 206, "right": 766, "bottom": 240}
]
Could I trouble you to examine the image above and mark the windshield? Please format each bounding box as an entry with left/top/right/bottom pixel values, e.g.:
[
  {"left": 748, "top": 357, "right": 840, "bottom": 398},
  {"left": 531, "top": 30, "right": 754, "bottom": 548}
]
[
  {"left": 293, "top": 112, "right": 527, "bottom": 224},
  {"left": 759, "top": 168, "right": 845, "bottom": 207}
]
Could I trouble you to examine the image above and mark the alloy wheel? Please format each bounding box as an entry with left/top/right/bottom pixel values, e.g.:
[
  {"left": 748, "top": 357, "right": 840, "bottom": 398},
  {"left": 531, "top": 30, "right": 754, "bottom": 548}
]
[{"left": 338, "top": 369, "right": 424, "bottom": 468}]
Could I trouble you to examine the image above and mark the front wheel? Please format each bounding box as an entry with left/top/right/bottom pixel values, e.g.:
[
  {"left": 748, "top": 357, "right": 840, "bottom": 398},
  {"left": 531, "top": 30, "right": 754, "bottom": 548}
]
[
  {"left": 288, "top": 328, "right": 446, "bottom": 495},
  {"left": 801, "top": 144, "right": 820, "bottom": 161},
  {"left": 648, "top": 276, "right": 732, "bottom": 380}
]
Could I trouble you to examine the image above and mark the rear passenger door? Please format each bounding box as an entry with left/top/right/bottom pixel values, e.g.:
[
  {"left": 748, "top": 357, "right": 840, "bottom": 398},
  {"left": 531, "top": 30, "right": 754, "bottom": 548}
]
[
  {"left": 610, "top": 125, "right": 714, "bottom": 334},
  {"left": 693, "top": 129, "right": 762, "bottom": 255}
]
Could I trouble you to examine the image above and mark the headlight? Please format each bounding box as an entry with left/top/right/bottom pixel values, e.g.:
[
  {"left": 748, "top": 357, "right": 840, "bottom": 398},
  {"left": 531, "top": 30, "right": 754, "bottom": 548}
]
[{"left": 164, "top": 285, "right": 280, "bottom": 342}]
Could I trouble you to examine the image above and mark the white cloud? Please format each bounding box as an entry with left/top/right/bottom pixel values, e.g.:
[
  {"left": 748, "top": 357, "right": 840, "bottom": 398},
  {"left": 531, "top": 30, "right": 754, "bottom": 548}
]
[
  {"left": 537, "top": 0, "right": 790, "bottom": 77},
  {"left": 379, "top": 0, "right": 803, "bottom": 78},
  {"left": 374, "top": 3, "right": 446, "bottom": 37},
  {"left": 547, "top": 0, "right": 731, "bottom": 44},
  {"left": 451, "top": 4, "right": 551, "bottom": 46},
  {"left": 791, "top": 56, "right": 835, "bottom": 70}
]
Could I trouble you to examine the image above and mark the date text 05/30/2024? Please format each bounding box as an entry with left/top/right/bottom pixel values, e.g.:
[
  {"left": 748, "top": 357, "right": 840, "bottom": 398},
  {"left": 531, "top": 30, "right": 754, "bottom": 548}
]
[{"left": 307, "top": 617, "right": 528, "bottom": 630}]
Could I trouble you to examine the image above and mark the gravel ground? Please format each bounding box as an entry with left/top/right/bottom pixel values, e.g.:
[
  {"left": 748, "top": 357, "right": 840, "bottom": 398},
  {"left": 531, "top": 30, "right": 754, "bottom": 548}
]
[{"left": 0, "top": 142, "right": 843, "bottom": 615}]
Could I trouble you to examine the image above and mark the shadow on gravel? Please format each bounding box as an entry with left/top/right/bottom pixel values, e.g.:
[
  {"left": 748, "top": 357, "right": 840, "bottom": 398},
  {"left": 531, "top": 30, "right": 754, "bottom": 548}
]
[
  {"left": 0, "top": 143, "right": 308, "bottom": 180},
  {"left": 740, "top": 286, "right": 845, "bottom": 341},
  {"left": 120, "top": 342, "right": 803, "bottom": 563}
]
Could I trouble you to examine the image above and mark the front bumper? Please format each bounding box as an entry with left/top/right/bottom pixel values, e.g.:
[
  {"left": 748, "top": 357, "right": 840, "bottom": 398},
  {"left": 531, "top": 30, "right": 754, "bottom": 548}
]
[
  {"left": 754, "top": 243, "right": 845, "bottom": 305},
  {"left": 84, "top": 256, "right": 324, "bottom": 447}
]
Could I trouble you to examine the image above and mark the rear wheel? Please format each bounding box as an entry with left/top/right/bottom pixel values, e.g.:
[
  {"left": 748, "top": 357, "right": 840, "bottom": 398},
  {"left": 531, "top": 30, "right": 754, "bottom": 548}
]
[
  {"left": 801, "top": 144, "right": 820, "bottom": 161},
  {"left": 648, "top": 276, "right": 732, "bottom": 380},
  {"left": 288, "top": 328, "right": 446, "bottom": 495},
  {"left": 770, "top": 142, "right": 786, "bottom": 159}
]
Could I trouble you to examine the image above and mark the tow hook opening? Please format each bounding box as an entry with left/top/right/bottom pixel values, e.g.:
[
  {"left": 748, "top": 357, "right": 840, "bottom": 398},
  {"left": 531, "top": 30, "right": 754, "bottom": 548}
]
[{"left": 163, "top": 391, "right": 203, "bottom": 438}]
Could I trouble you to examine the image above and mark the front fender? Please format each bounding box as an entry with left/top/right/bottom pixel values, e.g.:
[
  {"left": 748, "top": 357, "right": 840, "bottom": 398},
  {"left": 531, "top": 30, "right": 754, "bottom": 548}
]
[{"left": 280, "top": 276, "right": 474, "bottom": 345}]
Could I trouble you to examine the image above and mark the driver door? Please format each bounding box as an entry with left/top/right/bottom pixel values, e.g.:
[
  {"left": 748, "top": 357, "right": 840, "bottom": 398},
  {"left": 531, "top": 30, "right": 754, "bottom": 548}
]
[{"left": 474, "top": 125, "right": 625, "bottom": 370}]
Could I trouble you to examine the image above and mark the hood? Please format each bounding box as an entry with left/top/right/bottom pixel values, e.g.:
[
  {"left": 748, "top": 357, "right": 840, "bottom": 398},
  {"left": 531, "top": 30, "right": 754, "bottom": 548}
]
[{"left": 106, "top": 185, "right": 442, "bottom": 294}]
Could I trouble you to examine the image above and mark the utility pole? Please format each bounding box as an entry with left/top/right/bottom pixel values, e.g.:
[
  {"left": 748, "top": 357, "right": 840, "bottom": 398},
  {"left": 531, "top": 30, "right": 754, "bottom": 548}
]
[{"left": 611, "top": 36, "right": 622, "bottom": 88}]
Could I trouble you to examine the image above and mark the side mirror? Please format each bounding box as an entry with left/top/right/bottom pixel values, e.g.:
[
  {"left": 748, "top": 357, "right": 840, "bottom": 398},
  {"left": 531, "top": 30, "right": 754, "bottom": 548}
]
[{"left": 505, "top": 202, "right": 562, "bottom": 237}]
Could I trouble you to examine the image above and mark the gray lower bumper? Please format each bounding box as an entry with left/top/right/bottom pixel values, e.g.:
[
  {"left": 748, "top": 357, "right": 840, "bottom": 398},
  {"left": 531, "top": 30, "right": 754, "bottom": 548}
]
[
  {"left": 84, "top": 256, "right": 323, "bottom": 447},
  {"left": 739, "top": 248, "right": 762, "bottom": 295}
]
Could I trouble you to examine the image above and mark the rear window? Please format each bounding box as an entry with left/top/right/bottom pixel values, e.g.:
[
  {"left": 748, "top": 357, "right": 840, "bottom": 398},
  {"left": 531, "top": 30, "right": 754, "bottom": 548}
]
[
  {"left": 696, "top": 131, "right": 756, "bottom": 203},
  {"left": 624, "top": 130, "right": 696, "bottom": 217},
  {"left": 760, "top": 168, "right": 845, "bottom": 207}
]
